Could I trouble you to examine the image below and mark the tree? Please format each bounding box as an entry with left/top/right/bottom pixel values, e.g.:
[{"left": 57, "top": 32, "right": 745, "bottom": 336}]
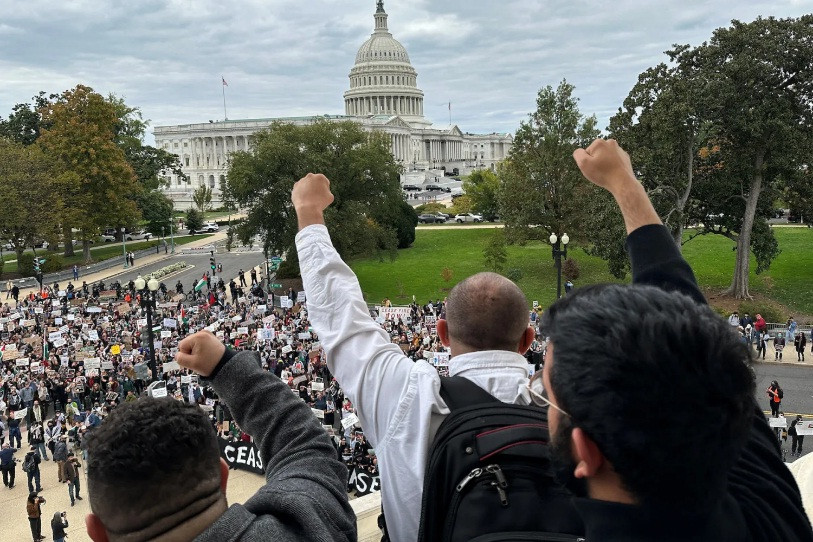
[
  {"left": 498, "top": 80, "right": 600, "bottom": 245},
  {"left": 0, "top": 92, "right": 50, "bottom": 145},
  {"left": 38, "top": 85, "right": 141, "bottom": 262},
  {"left": 141, "top": 191, "right": 175, "bottom": 237},
  {"left": 463, "top": 170, "right": 500, "bottom": 220},
  {"left": 483, "top": 230, "right": 508, "bottom": 273},
  {"left": 185, "top": 208, "right": 204, "bottom": 233},
  {"left": 0, "top": 139, "right": 65, "bottom": 260},
  {"left": 224, "top": 120, "right": 404, "bottom": 275},
  {"left": 374, "top": 198, "right": 418, "bottom": 249},
  {"left": 669, "top": 16, "right": 813, "bottom": 297},
  {"left": 192, "top": 185, "right": 213, "bottom": 214}
]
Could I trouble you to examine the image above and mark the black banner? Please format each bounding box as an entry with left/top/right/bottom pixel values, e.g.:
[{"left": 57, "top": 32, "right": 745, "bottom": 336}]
[
  {"left": 218, "top": 438, "right": 264, "bottom": 475},
  {"left": 348, "top": 467, "right": 381, "bottom": 497}
]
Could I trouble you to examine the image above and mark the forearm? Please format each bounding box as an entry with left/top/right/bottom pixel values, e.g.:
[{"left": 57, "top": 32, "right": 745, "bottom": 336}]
[
  {"left": 611, "top": 180, "right": 661, "bottom": 234},
  {"left": 211, "top": 350, "right": 347, "bottom": 484},
  {"left": 297, "top": 207, "right": 325, "bottom": 230}
]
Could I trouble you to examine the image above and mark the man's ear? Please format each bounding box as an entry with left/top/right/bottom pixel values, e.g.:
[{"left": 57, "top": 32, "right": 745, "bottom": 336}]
[
  {"left": 219, "top": 457, "right": 230, "bottom": 493},
  {"left": 571, "top": 427, "right": 604, "bottom": 479},
  {"left": 518, "top": 326, "right": 535, "bottom": 355},
  {"left": 86, "top": 514, "right": 110, "bottom": 542},
  {"left": 437, "top": 319, "right": 450, "bottom": 347}
]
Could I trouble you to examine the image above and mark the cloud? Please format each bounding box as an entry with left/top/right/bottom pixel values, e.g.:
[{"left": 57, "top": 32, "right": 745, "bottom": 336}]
[{"left": 0, "top": 0, "right": 810, "bottom": 144}]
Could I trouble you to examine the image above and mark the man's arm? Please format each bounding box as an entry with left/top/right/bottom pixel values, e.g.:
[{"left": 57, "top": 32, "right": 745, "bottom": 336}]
[
  {"left": 177, "top": 331, "right": 356, "bottom": 541},
  {"left": 574, "top": 139, "right": 704, "bottom": 304},
  {"left": 290, "top": 174, "right": 426, "bottom": 447}
]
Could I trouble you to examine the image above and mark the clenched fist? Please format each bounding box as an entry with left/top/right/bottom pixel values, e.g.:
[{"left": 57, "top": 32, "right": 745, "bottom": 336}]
[
  {"left": 176, "top": 330, "right": 226, "bottom": 377},
  {"left": 292, "top": 173, "right": 334, "bottom": 230},
  {"left": 573, "top": 139, "right": 637, "bottom": 195}
]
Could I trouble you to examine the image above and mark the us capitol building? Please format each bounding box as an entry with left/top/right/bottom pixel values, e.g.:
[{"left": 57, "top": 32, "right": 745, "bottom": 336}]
[{"left": 154, "top": 1, "right": 513, "bottom": 208}]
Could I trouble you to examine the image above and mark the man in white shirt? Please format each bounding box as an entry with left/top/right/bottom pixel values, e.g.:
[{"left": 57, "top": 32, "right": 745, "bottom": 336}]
[{"left": 293, "top": 174, "right": 535, "bottom": 542}]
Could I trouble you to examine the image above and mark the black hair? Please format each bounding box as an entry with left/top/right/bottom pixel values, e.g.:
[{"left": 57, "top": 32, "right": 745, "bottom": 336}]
[
  {"left": 541, "top": 283, "right": 754, "bottom": 508},
  {"left": 86, "top": 398, "right": 221, "bottom": 531}
]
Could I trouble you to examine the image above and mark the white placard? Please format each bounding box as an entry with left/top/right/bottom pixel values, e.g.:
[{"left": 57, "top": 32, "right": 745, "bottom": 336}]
[
  {"left": 163, "top": 318, "right": 177, "bottom": 329},
  {"left": 138, "top": 318, "right": 148, "bottom": 327},
  {"left": 49, "top": 331, "right": 63, "bottom": 342},
  {"left": 67, "top": 314, "right": 75, "bottom": 321},
  {"left": 84, "top": 358, "right": 101, "bottom": 370},
  {"left": 297, "top": 291, "right": 306, "bottom": 303},
  {"left": 281, "top": 345, "right": 293, "bottom": 355},
  {"left": 795, "top": 422, "right": 813, "bottom": 436},
  {"left": 101, "top": 360, "right": 114, "bottom": 370},
  {"left": 532, "top": 301, "right": 539, "bottom": 308},
  {"left": 380, "top": 306, "right": 411, "bottom": 322},
  {"left": 311, "top": 381, "right": 324, "bottom": 392},
  {"left": 341, "top": 413, "right": 360, "bottom": 430},
  {"left": 768, "top": 416, "right": 787, "bottom": 429},
  {"left": 87, "top": 307, "right": 102, "bottom": 313},
  {"left": 432, "top": 352, "right": 450, "bottom": 367},
  {"left": 161, "top": 330, "right": 172, "bottom": 339},
  {"left": 181, "top": 375, "right": 192, "bottom": 384},
  {"left": 237, "top": 326, "right": 249, "bottom": 335},
  {"left": 311, "top": 408, "right": 325, "bottom": 419},
  {"left": 259, "top": 329, "right": 275, "bottom": 341},
  {"left": 280, "top": 296, "right": 289, "bottom": 307},
  {"left": 16, "top": 358, "right": 30, "bottom": 367},
  {"left": 256, "top": 305, "right": 267, "bottom": 313},
  {"left": 55, "top": 317, "right": 63, "bottom": 325},
  {"left": 14, "top": 408, "right": 28, "bottom": 420},
  {"left": 88, "top": 330, "right": 99, "bottom": 341},
  {"left": 162, "top": 361, "right": 180, "bottom": 373},
  {"left": 232, "top": 315, "right": 242, "bottom": 323},
  {"left": 298, "top": 332, "right": 311, "bottom": 340},
  {"left": 34, "top": 307, "right": 44, "bottom": 314}
]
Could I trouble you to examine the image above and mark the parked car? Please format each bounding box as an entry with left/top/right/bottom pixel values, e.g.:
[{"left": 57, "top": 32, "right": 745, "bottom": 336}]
[
  {"left": 455, "top": 213, "right": 483, "bottom": 223},
  {"left": 435, "top": 212, "right": 450, "bottom": 221},
  {"left": 425, "top": 184, "right": 452, "bottom": 193},
  {"left": 418, "top": 214, "right": 444, "bottom": 224},
  {"left": 190, "top": 222, "right": 220, "bottom": 234},
  {"left": 402, "top": 184, "right": 421, "bottom": 191},
  {"left": 100, "top": 233, "right": 116, "bottom": 243},
  {"left": 125, "top": 230, "right": 153, "bottom": 241}
]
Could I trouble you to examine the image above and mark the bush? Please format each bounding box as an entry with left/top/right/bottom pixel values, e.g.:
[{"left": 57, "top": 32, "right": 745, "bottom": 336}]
[
  {"left": 41, "top": 254, "right": 64, "bottom": 273},
  {"left": 276, "top": 257, "right": 300, "bottom": 279},
  {"left": 186, "top": 208, "right": 204, "bottom": 232},
  {"left": 17, "top": 253, "right": 35, "bottom": 277},
  {"left": 738, "top": 301, "right": 784, "bottom": 324},
  {"left": 563, "top": 258, "right": 581, "bottom": 281},
  {"left": 506, "top": 267, "right": 523, "bottom": 282}
]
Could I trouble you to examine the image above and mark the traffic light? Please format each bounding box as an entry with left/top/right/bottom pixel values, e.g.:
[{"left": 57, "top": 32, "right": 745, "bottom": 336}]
[
  {"left": 210, "top": 256, "right": 216, "bottom": 271},
  {"left": 34, "top": 258, "right": 44, "bottom": 288}
]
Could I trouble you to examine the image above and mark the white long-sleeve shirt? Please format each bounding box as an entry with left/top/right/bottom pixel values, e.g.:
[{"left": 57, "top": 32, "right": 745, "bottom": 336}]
[{"left": 297, "top": 225, "right": 533, "bottom": 542}]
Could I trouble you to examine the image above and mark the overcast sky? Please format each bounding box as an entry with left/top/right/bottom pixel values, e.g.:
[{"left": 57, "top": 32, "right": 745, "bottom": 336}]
[{"left": 1, "top": 0, "right": 811, "bottom": 144}]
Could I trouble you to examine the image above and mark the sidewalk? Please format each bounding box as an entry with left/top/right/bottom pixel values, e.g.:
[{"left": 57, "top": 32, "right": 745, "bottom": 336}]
[{"left": 13, "top": 232, "right": 227, "bottom": 302}]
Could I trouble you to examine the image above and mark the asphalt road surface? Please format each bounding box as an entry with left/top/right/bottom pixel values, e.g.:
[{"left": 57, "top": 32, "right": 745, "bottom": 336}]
[
  {"left": 753, "top": 360, "right": 813, "bottom": 416},
  {"left": 97, "top": 245, "right": 265, "bottom": 293}
]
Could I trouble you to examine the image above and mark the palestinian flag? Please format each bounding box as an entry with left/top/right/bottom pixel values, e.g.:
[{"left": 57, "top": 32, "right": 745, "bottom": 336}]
[{"left": 195, "top": 278, "right": 206, "bottom": 292}]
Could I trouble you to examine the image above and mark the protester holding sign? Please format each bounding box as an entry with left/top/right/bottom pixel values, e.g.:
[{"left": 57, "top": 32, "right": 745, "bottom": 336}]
[{"left": 84, "top": 330, "right": 356, "bottom": 542}]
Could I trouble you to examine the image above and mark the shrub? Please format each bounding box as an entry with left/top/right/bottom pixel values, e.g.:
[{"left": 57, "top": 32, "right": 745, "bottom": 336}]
[
  {"left": 738, "top": 301, "right": 784, "bottom": 324},
  {"left": 563, "top": 258, "right": 581, "bottom": 281},
  {"left": 17, "top": 253, "right": 35, "bottom": 277},
  {"left": 506, "top": 267, "right": 523, "bottom": 283},
  {"left": 41, "top": 254, "right": 64, "bottom": 273}
]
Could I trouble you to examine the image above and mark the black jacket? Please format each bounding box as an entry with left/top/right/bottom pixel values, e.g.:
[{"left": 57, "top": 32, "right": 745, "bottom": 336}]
[
  {"left": 573, "top": 225, "right": 812, "bottom": 542},
  {"left": 51, "top": 513, "right": 68, "bottom": 539}
]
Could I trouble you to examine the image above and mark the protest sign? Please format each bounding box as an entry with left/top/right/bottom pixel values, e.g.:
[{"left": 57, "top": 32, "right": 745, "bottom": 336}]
[
  {"left": 163, "top": 318, "right": 177, "bottom": 329},
  {"left": 117, "top": 303, "right": 131, "bottom": 314},
  {"left": 380, "top": 306, "right": 411, "bottom": 322},
  {"left": 162, "top": 361, "right": 180, "bottom": 373},
  {"left": 110, "top": 345, "right": 121, "bottom": 355},
  {"left": 14, "top": 408, "right": 28, "bottom": 420},
  {"left": 181, "top": 375, "right": 192, "bottom": 384},
  {"left": 311, "top": 380, "right": 324, "bottom": 392},
  {"left": 49, "top": 331, "right": 62, "bottom": 342},
  {"left": 34, "top": 307, "right": 43, "bottom": 314},
  {"left": 432, "top": 352, "right": 450, "bottom": 367},
  {"left": 160, "top": 330, "right": 172, "bottom": 339},
  {"left": 86, "top": 307, "right": 102, "bottom": 313},
  {"left": 341, "top": 413, "right": 360, "bottom": 430},
  {"left": 347, "top": 467, "right": 381, "bottom": 497},
  {"left": 101, "top": 360, "right": 114, "bottom": 370},
  {"left": 259, "top": 329, "right": 275, "bottom": 341},
  {"left": 280, "top": 295, "right": 289, "bottom": 307},
  {"left": 52, "top": 337, "right": 67, "bottom": 348},
  {"left": 281, "top": 345, "right": 292, "bottom": 355},
  {"left": 218, "top": 438, "right": 264, "bottom": 475},
  {"left": 88, "top": 330, "right": 99, "bottom": 341},
  {"left": 311, "top": 408, "right": 325, "bottom": 419},
  {"left": 137, "top": 319, "right": 148, "bottom": 328},
  {"left": 768, "top": 417, "right": 787, "bottom": 429},
  {"left": 133, "top": 363, "right": 150, "bottom": 380},
  {"left": 795, "top": 421, "right": 813, "bottom": 436},
  {"left": 16, "top": 358, "right": 29, "bottom": 367},
  {"left": 237, "top": 327, "right": 249, "bottom": 335},
  {"left": 84, "top": 358, "right": 101, "bottom": 370},
  {"left": 297, "top": 291, "right": 306, "bottom": 303}
]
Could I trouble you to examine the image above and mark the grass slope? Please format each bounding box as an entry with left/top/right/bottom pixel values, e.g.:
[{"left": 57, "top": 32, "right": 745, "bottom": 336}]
[{"left": 350, "top": 226, "right": 813, "bottom": 317}]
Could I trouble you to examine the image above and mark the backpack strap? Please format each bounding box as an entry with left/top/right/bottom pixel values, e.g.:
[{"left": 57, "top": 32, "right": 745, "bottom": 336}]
[{"left": 439, "top": 376, "right": 500, "bottom": 411}]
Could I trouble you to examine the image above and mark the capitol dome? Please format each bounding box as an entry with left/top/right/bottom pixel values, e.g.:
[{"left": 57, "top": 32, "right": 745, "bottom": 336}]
[{"left": 344, "top": 1, "right": 427, "bottom": 126}]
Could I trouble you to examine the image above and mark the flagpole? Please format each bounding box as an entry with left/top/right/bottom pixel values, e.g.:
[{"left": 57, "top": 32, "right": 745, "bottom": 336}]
[
  {"left": 448, "top": 101, "right": 452, "bottom": 126},
  {"left": 222, "top": 80, "right": 228, "bottom": 121}
]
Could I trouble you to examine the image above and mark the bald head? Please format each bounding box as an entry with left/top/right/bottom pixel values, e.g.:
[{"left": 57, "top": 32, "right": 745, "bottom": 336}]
[{"left": 445, "top": 272, "right": 530, "bottom": 352}]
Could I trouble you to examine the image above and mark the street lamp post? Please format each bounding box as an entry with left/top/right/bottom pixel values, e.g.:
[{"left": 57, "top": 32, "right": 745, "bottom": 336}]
[
  {"left": 549, "top": 232, "right": 570, "bottom": 299},
  {"left": 135, "top": 275, "right": 160, "bottom": 381},
  {"left": 169, "top": 218, "right": 175, "bottom": 254},
  {"left": 122, "top": 227, "right": 128, "bottom": 269}
]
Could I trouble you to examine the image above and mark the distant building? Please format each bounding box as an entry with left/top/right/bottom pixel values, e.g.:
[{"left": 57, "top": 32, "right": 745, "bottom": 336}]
[{"left": 154, "top": 1, "right": 512, "bottom": 208}]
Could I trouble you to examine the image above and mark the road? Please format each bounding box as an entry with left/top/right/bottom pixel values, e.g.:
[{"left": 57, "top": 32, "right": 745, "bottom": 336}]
[
  {"left": 753, "top": 360, "right": 813, "bottom": 416},
  {"left": 98, "top": 244, "right": 265, "bottom": 292}
]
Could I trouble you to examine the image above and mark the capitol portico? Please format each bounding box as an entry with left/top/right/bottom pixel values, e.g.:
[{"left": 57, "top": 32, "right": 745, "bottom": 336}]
[{"left": 154, "top": 1, "right": 512, "bottom": 209}]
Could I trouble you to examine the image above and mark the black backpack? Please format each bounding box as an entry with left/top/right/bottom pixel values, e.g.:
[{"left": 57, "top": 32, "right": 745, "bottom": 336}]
[
  {"left": 416, "top": 376, "right": 585, "bottom": 542},
  {"left": 22, "top": 454, "right": 35, "bottom": 473}
]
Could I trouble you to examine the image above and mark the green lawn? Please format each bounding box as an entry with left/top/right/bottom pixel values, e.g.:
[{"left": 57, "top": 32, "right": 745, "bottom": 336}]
[
  {"left": 350, "top": 226, "right": 813, "bottom": 316},
  {"left": 2, "top": 235, "right": 212, "bottom": 273}
]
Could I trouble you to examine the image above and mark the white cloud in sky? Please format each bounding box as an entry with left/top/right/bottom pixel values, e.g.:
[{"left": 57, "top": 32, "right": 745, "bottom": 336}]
[{"left": 1, "top": 0, "right": 810, "bottom": 143}]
